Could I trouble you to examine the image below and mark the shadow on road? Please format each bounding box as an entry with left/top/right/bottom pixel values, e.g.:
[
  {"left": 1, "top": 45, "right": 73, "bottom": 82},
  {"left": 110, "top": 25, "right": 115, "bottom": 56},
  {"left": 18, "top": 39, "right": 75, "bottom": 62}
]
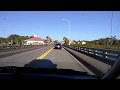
[{"left": 24, "top": 59, "right": 57, "bottom": 69}]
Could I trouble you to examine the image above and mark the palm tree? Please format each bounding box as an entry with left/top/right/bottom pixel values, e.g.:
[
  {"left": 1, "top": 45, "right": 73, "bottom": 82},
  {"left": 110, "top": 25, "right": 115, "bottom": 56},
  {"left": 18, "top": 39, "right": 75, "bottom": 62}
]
[
  {"left": 63, "top": 37, "right": 69, "bottom": 44},
  {"left": 46, "top": 36, "right": 52, "bottom": 44}
]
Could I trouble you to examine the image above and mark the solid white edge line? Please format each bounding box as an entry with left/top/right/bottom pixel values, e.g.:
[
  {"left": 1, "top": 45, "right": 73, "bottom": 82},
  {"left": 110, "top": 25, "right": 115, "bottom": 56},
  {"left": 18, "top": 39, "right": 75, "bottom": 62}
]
[{"left": 63, "top": 48, "right": 95, "bottom": 75}]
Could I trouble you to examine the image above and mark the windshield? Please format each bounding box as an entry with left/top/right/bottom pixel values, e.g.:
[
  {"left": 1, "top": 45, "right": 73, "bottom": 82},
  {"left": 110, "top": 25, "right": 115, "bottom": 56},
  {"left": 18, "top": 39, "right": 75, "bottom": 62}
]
[{"left": 0, "top": 11, "right": 120, "bottom": 79}]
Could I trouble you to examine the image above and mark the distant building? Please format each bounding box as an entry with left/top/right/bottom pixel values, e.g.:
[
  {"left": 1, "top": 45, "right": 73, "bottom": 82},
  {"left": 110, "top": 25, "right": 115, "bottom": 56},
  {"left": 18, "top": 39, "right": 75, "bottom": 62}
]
[
  {"left": 82, "top": 41, "right": 86, "bottom": 45},
  {"left": 61, "top": 41, "right": 65, "bottom": 44},
  {"left": 24, "top": 34, "right": 44, "bottom": 45}
]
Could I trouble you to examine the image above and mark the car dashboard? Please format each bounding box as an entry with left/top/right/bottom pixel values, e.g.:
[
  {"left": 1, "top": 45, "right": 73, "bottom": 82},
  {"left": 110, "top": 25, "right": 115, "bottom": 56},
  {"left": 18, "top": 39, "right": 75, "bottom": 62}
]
[
  {"left": 0, "top": 73, "right": 99, "bottom": 80},
  {"left": 0, "top": 66, "right": 99, "bottom": 80}
]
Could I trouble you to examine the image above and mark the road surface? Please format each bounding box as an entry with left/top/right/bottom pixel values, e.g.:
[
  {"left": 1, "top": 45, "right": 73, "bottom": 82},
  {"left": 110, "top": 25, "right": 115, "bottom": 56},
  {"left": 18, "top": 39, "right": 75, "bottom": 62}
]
[{"left": 0, "top": 46, "right": 94, "bottom": 75}]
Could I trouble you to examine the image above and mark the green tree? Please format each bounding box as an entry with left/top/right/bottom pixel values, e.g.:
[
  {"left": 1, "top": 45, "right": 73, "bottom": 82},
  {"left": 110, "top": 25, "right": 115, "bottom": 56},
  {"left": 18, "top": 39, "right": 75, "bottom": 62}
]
[
  {"left": 63, "top": 37, "right": 69, "bottom": 44},
  {"left": 46, "top": 36, "right": 52, "bottom": 44},
  {"left": 54, "top": 40, "right": 58, "bottom": 44}
]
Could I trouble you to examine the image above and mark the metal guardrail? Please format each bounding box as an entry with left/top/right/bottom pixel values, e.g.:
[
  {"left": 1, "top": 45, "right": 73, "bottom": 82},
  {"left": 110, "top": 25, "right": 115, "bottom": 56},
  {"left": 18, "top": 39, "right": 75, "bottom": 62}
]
[
  {"left": 0, "top": 45, "right": 45, "bottom": 52},
  {"left": 63, "top": 45, "right": 120, "bottom": 62}
]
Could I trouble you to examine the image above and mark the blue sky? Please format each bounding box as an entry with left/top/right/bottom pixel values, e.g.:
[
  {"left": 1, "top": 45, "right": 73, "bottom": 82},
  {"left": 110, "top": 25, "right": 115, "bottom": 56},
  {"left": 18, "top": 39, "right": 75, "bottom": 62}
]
[{"left": 0, "top": 11, "right": 120, "bottom": 41}]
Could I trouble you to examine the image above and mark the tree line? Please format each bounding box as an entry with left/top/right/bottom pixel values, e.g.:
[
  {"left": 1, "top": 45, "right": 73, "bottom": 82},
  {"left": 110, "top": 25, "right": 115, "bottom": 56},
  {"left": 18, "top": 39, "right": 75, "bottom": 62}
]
[
  {"left": 0, "top": 34, "right": 34, "bottom": 45},
  {"left": 63, "top": 36, "right": 120, "bottom": 50},
  {"left": 0, "top": 34, "right": 54, "bottom": 46}
]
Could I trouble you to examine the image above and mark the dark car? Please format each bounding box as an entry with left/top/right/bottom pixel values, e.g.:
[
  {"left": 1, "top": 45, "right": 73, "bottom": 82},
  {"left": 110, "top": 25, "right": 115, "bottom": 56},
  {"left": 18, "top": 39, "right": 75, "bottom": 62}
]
[{"left": 54, "top": 43, "right": 62, "bottom": 49}]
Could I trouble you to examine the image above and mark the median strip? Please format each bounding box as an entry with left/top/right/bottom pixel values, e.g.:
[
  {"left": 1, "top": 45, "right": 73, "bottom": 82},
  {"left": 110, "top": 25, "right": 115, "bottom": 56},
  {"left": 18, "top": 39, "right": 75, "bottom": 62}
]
[{"left": 37, "top": 48, "right": 53, "bottom": 60}]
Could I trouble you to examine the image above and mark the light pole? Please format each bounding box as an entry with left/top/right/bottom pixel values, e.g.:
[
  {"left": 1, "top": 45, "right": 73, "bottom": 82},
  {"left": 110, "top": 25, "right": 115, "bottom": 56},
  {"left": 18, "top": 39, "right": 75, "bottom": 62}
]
[{"left": 62, "top": 19, "right": 70, "bottom": 45}]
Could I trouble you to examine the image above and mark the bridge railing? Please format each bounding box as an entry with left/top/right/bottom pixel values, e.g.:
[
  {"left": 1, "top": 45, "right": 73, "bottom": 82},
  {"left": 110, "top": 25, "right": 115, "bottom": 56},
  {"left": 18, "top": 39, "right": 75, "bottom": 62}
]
[
  {"left": 63, "top": 45, "right": 120, "bottom": 64},
  {"left": 0, "top": 45, "right": 45, "bottom": 52}
]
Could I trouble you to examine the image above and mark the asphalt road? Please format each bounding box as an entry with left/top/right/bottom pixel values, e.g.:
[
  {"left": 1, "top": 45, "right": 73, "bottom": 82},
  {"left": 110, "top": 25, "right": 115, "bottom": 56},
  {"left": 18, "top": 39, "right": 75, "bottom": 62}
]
[
  {"left": 0, "top": 45, "right": 94, "bottom": 75},
  {"left": 0, "top": 45, "right": 45, "bottom": 58},
  {"left": 0, "top": 46, "right": 52, "bottom": 67},
  {"left": 42, "top": 48, "right": 90, "bottom": 72}
]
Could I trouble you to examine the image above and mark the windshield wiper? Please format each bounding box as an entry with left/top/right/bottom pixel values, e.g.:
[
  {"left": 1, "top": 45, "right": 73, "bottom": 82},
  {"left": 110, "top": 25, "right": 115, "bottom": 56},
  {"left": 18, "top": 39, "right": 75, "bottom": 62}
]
[{"left": 0, "top": 66, "right": 100, "bottom": 78}]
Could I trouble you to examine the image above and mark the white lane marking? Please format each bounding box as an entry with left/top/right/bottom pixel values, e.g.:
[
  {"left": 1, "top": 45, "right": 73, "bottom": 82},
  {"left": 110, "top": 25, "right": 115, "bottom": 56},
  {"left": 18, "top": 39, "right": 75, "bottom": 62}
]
[{"left": 63, "top": 48, "right": 95, "bottom": 75}]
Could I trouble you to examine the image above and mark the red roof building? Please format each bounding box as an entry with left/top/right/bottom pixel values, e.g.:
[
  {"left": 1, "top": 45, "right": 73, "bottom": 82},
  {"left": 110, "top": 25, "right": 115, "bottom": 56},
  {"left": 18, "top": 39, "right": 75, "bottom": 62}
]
[
  {"left": 24, "top": 34, "right": 44, "bottom": 45},
  {"left": 25, "top": 37, "right": 43, "bottom": 41}
]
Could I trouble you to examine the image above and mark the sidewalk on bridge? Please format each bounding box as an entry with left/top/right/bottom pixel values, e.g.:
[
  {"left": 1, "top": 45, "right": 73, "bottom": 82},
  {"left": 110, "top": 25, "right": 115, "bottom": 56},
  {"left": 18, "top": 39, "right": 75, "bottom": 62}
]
[{"left": 64, "top": 47, "right": 111, "bottom": 75}]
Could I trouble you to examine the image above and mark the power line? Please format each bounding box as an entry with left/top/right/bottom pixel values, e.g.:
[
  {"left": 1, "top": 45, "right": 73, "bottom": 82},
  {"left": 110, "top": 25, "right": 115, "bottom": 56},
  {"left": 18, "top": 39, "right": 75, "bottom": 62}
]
[{"left": 110, "top": 11, "right": 113, "bottom": 37}]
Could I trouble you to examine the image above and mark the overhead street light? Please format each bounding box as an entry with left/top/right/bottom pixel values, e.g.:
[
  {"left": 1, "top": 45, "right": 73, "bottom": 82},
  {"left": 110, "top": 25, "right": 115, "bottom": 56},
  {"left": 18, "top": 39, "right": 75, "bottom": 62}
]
[{"left": 62, "top": 19, "right": 70, "bottom": 45}]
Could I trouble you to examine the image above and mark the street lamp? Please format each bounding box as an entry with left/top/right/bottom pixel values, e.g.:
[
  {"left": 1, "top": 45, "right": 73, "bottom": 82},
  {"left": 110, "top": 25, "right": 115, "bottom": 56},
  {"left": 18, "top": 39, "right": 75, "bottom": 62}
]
[{"left": 62, "top": 19, "right": 70, "bottom": 45}]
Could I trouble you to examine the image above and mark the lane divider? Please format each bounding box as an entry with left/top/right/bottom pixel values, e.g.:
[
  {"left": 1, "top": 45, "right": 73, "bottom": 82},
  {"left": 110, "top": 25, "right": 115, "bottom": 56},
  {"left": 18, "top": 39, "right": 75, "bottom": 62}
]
[{"left": 37, "top": 48, "right": 53, "bottom": 60}]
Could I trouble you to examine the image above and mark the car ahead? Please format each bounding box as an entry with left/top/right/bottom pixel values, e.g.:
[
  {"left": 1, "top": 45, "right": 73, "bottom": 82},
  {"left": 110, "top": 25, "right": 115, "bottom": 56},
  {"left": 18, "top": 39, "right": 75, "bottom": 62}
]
[{"left": 54, "top": 43, "right": 62, "bottom": 49}]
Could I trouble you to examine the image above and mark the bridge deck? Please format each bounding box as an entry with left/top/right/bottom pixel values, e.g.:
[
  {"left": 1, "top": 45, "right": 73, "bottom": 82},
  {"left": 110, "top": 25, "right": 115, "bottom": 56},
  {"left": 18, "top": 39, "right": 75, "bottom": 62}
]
[{"left": 63, "top": 46, "right": 112, "bottom": 76}]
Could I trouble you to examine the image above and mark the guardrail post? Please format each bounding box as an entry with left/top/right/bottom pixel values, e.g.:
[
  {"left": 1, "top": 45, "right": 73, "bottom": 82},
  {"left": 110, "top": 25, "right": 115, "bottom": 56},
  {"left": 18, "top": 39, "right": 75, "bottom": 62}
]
[
  {"left": 83, "top": 47, "right": 85, "bottom": 52},
  {"left": 78, "top": 47, "right": 80, "bottom": 51},
  {"left": 84, "top": 48, "right": 86, "bottom": 52},
  {"left": 88, "top": 48, "right": 90, "bottom": 54},
  {"left": 80, "top": 47, "right": 81, "bottom": 51},
  {"left": 103, "top": 51, "right": 108, "bottom": 59},
  {"left": 95, "top": 50, "right": 97, "bottom": 55},
  {"left": 93, "top": 49, "right": 97, "bottom": 55}
]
